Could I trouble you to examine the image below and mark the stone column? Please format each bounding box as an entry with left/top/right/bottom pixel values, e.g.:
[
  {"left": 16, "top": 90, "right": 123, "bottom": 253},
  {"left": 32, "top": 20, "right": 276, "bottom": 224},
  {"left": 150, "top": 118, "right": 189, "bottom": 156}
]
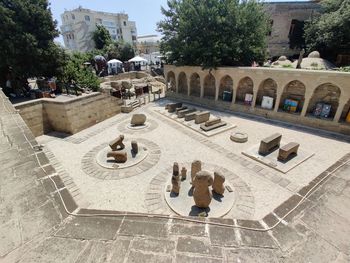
[
  {"left": 200, "top": 74, "right": 204, "bottom": 98},
  {"left": 215, "top": 78, "right": 220, "bottom": 101},
  {"left": 274, "top": 90, "right": 282, "bottom": 112},
  {"left": 231, "top": 82, "right": 237, "bottom": 104},
  {"left": 333, "top": 98, "right": 348, "bottom": 123},
  {"left": 301, "top": 92, "right": 313, "bottom": 117},
  {"left": 175, "top": 73, "right": 179, "bottom": 94},
  {"left": 187, "top": 78, "right": 191, "bottom": 97}
]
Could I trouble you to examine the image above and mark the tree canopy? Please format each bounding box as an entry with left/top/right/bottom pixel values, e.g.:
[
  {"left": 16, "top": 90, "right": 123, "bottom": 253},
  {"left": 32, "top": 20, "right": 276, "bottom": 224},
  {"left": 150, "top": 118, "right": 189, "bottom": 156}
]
[
  {"left": 92, "top": 24, "right": 112, "bottom": 50},
  {"left": 157, "top": 0, "right": 270, "bottom": 68},
  {"left": 105, "top": 40, "right": 135, "bottom": 61},
  {"left": 0, "top": 0, "right": 66, "bottom": 83},
  {"left": 304, "top": 0, "right": 350, "bottom": 59}
]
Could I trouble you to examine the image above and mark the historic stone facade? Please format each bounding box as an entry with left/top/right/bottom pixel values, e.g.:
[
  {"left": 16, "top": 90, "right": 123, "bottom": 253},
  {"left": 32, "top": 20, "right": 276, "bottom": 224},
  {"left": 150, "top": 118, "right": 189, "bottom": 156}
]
[{"left": 165, "top": 65, "right": 350, "bottom": 135}]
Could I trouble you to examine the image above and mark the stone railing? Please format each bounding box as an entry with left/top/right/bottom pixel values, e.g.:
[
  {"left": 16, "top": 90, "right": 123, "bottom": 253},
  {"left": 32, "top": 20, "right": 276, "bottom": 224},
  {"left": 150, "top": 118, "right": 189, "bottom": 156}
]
[{"left": 164, "top": 65, "right": 350, "bottom": 135}]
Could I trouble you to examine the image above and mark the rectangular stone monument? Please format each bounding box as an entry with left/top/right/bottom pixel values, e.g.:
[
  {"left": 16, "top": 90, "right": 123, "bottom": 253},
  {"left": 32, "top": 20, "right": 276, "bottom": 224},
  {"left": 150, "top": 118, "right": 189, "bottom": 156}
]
[
  {"left": 195, "top": 111, "right": 210, "bottom": 124},
  {"left": 205, "top": 118, "right": 221, "bottom": 127},
  {"left": 168, "top": 102, "right": 183, "bottom": 113},
  {"left": 185, "top": 111, "right": 201, "bottom": 121},
  {"left": 175, "top": 106, "right": 188, "bottom": 113},
  {"left": 258, "top": 133, "right": 282, "bottom": 155},
  {"left": 200, "top": 121, "right": 227, "bottom": 132},
  {"left": 278, "top": 142, "right": 300, "bottom": 161},
  {"left": 178, "top": 108, "right": 197, "bottom": 118}
]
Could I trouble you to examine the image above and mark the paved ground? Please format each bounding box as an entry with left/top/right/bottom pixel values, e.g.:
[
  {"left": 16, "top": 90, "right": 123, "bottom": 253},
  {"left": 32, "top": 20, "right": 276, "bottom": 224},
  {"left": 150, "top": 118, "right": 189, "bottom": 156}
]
[
  {"left": 36, "top": 99, "right": 350, "bottom": 220},
  {"left": 1, "top": 89, "right": 350, "bottom": 262}
]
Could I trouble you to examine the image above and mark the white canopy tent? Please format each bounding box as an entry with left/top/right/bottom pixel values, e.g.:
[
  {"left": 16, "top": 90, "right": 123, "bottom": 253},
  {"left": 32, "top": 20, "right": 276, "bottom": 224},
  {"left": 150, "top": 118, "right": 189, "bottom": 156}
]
[
  {"left": 108, "top": 59, "right": 123, "bottom": 64},
  {"left": 128, "top": 56, "right": 148, "bottom": 63},
  {"left": 107, "top": 59, "right": 123, "bottom": 75}
]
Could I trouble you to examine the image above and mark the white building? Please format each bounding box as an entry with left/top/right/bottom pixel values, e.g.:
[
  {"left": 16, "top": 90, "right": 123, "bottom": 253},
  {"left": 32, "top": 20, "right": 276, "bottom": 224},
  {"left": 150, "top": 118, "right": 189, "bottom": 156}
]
[{"left": 60, "top": 6, "right": 137, "bottom": 52}]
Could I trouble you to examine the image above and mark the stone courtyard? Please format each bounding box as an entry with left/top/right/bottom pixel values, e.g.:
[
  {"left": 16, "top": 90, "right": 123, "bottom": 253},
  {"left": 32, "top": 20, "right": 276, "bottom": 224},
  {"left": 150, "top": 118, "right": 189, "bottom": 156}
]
[{"left": 2, "top": 90, "right": 350, "bottom": 262}]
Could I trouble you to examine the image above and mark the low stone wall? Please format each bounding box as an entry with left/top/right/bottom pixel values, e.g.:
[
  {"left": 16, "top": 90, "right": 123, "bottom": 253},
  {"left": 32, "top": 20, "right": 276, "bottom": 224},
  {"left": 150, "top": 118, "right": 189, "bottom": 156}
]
[{"left": 15, "top": 92, "right": 122, "bottom": 136}]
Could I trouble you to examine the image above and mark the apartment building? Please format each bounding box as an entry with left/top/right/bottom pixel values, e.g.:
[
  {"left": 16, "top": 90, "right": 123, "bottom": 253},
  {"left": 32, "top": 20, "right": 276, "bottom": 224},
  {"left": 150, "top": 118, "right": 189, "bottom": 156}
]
[{"left": 61, "top": 6, "right": 137, "bottom": 52}]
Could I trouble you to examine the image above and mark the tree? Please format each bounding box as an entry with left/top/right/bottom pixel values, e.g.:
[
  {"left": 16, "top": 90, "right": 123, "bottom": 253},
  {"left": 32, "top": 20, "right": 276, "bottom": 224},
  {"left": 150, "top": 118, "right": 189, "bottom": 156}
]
[
  {"left": 61, "top": 52, "right": 100, "bottom": 91},
  {"left": 92, "top": 24, "right": 112, "bottom": 50},
  {"left": 0, "top": 0, "right": 66, "bottom": 84},
  {"left": 105, "top": 40, "right": 135, "bottom": 61},
  {"left": 304, "top": 0, "right": 350, "bottom": 60},
  {"left": 157, "top": 0, "right": 270, "bottom": 69}
]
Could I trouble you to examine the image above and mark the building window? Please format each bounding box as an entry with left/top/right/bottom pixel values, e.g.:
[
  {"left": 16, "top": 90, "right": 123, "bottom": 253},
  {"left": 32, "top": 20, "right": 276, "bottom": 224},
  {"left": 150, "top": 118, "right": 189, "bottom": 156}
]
[
  {"left": 268, "top": 20, "right": 273, "bottom": 36},
  {"left": 123, "top": 21, "right": 126, "bottom": 26},
  {"left": 71, "top": 14, "right": 75, "bottom": 19},
  {"left": 288, "top": 19, "right": 305, "bottom": 49},
  {"left": 85, "top": 15, "right": 90, "bottom": 21}
]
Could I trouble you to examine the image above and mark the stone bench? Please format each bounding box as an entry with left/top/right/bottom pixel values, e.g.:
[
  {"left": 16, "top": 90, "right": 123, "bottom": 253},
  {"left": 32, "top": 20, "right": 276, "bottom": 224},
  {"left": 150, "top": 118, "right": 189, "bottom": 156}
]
[
  {"left": 167, "top": 102, "right": 183, "bottom": 113},
  {"left": 178, "top": 108, "right": 197, "bottom": 118},
  {"left": 258, "top": 133, "right": 282, "bottom": 155},
  {"left": 185, "top": 111, "right": 201, "bottom": 121},
  {"left": 195, "top": 111, "right": 210, "bottom": 124},
  {"left": 175, "top": 106, "right": 188, "bottom": 113},
  {"left": 278, "top": 142, "right": 300, "bottom": 161}
]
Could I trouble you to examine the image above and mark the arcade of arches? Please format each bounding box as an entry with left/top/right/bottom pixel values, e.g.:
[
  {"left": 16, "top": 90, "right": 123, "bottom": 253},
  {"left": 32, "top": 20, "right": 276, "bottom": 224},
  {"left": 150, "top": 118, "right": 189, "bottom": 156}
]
[{"left": 165, "top": 66, "right": 350, "bottom": 135}]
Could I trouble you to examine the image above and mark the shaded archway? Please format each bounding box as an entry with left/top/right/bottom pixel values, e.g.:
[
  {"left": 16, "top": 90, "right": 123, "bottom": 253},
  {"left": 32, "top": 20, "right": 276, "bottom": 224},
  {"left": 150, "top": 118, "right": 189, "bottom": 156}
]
[
  {"left": 256, "top": 78, "right": 278, "bottom": 109},
  {"left": 219, "top": 75, "right": 233, "bottom": 102},
  {"left": 190, "top": 73, "right": 201, "bottom": 97},
  {"left": 340, "top": 99, "right": 350, "bottom": 123},
  {"left": 203, "top": 74, "right": 216, "bottom": 99},
  {"left": 307, "top": 83, "right": 341, "bottom": 120},
  {"left": 167, "top": 71, "right": 176, "bottom": 92},
  {"left": 279, "top": 80, "right": 306, "bottom": 114},
  {"left": 236, "top": 77, "right": 254, "bottom": 105},
  {"left": 178, "top": 72, "right": 188, "bottom": 95}
]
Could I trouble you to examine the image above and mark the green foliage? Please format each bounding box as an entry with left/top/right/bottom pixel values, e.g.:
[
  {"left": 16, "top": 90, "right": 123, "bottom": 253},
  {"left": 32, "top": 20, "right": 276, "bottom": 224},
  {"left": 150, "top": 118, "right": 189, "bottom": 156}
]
[
  {"left": 62, "top": 52, "right": 100, "bottom": 91},
  {"left": 0, "top": 0, "right": 66, "bottom": 83},
  {"left": 304, "top": 0, "right": 350, "bottom": 58},
  {"left": 92, "top": 24, "right": 112, "bottom": 50},
  {"left": 105, "top": 40, "right": 135, "bottom": 61},
  {"left": 282, "top": 64, "right": 293, "bottom": 68},
  {"left": 338, "top": 66, "right": 350, "bottom": 72},
  {"left": 157, "top": 0, "right": 270, "bottom": 68}
]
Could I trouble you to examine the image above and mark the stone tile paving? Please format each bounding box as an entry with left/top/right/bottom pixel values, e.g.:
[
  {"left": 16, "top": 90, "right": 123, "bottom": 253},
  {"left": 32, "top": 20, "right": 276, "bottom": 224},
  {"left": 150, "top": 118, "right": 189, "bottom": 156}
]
[{"left": 2, "top": 91, "right": 350, "bottom": 262}]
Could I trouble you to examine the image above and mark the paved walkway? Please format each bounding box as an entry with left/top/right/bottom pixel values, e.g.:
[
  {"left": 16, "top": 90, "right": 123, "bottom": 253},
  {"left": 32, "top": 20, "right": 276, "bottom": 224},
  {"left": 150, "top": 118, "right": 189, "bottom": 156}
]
[{"left": 1, "top": 89, "right": 350, "bottom": 262}]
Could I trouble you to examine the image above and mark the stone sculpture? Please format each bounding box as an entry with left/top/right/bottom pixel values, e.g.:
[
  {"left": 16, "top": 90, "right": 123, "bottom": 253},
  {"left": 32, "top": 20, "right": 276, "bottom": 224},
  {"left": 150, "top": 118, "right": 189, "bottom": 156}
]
[
  {"left": 130, "top": 114, "right": 146, "bottom": 126},
  {"left": 171, "top": 175, "right": 180, "bottom": 194},
  {"left": 278, "top": 142, "right": 299, "bottom": 161},
  {"left": 258, "top": 133, "right": 282, "bottom": 155},
  {"left": 193, "top": 171, "right": 213, "bottom": 208},
  {"left": 109, "top": 135, "right": 125, "bottom": 151},
  {"left": 107, "top": 151, "right": 127, "bottom": 163},
  {"left": 191, "top": 160, "right": 202, "bottom": 183},
  {"left": 131, "top": 141, "right": 138, "bottom": 155},
  {"left": 173, "top": 162, "right": 179, "bottom": 177},
  {"left": 212, "top": 171, "right": 225, "bottom": 195},
  {"left": 181, "top": 167, "right": 187, "bottom": 181}
]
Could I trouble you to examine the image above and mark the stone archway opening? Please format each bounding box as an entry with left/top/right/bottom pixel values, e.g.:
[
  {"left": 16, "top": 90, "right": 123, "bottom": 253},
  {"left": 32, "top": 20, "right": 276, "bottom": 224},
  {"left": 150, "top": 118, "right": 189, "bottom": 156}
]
[
  {"left": 178, "top": 72, "right": 188, "bottom": 95},
  {"left": 167, "top": 71, "right": 176, "bottom": 92},
  {"left": 219, "top": 75, "right": 233, "bottom": 102},
  {"left": 340, "top": 99, "right": 350, "bottom": 123},
  {"left": 279, "top": 80, "right": 306, "bottom": 114},
  {"left": 236, "top": 77, "right": 253, "bottom": 105},
  {"left": 256, "top": 78, "right": 278, "bottom": 110},
  {"left": 203, "top": 74, "right": 216, "bottom": 99},
  {"left": 190, "top": 73, "right": 201, "bottom": 97},
  {"left": 307, "top": 83, "right": 341, "bottom": 120}
]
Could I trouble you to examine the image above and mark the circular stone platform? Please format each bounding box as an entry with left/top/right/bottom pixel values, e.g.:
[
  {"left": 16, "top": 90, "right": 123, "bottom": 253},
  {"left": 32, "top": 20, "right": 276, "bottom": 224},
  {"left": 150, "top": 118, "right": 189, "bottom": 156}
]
[
  {"left": 230, "top": 132, "right": 248, "bottom": 143},
  {"left": 82, "top": 138, "right": 161, "bottom": 180},
  {"left": 126, "top": 122, "right": 151, "bottom": 130},
  {"left": 164, "top": 176, "right": 235, "bottom": 217},
  {"left": 96, "top": 143, "right": 148, "bottom": 169}
]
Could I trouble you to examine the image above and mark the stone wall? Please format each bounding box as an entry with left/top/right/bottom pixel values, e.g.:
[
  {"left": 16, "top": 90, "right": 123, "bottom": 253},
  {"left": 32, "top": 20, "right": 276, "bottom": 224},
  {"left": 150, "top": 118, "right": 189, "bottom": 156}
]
[
  {"left": 15, "top": 92, "right": 122, "bottom": 136},
  {"left": 165, "top": 65, "right": 350, "bottom": 135}
]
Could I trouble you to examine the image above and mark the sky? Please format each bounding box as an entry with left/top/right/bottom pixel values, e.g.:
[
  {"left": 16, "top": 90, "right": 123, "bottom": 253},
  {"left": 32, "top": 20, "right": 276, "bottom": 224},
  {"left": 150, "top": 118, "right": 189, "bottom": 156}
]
[{"left": 49, "top": 0, "right": 311, "bottom": 45}]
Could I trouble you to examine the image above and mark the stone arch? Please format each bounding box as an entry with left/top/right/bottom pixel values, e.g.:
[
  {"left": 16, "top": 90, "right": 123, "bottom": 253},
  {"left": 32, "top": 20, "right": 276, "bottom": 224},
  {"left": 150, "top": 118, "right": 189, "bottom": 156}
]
[
  {"left": 178, "top": 72, "right": 188, "bottom": 95},
  {"left": 340, "top": 98, "right": 350, "bottom": 123},
  {"left": 307, "top": 83, "right": 341, "bottom": 120},
  {"left": 236, "top": 77, "right": 254, "bottom": 104},
  {"left": 203, "top": 74, "right": 216, "bottom": 99},
  {"left": 219, "top": 75, "right": 233, "bottom": 102},
  {"left": 167, "top": 71, "right": 176, "bottom": 92},
  {"left": 190, "top": 73, "right": 201, "bottom": 97},
  {"left": 279, "top": 80, "right": 306, "bottom": 114},
  {"left": 256, "top": 78, "right": 278, "bottom": 109}
]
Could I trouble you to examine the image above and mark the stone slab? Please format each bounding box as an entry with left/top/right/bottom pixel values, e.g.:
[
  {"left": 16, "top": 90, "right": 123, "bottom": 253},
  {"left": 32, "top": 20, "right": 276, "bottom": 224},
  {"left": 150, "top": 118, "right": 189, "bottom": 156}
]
[
  {"left": 242, "top": 141, "right": 315, "bottom": 173},
  {"left": 200, "top": 121, "right": 227, "bottom": 132}
]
